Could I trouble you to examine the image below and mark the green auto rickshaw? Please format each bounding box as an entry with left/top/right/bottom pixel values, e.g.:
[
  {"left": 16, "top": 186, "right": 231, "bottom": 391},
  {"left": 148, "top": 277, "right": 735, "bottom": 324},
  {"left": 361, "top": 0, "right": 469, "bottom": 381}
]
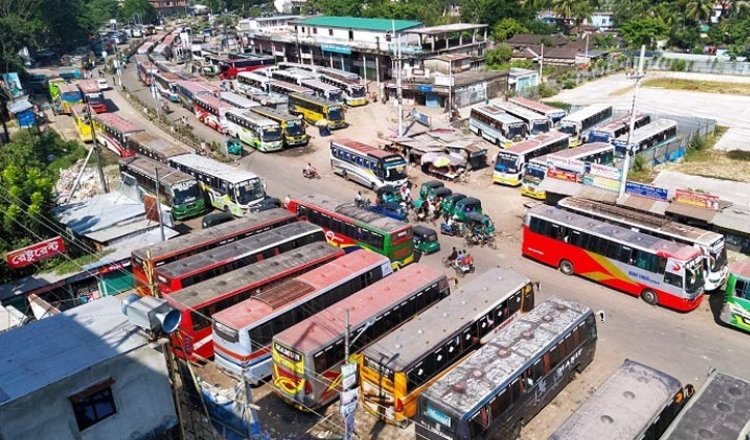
[
  {"left": 226, "top": 138, "right": 244, "bottom": 156},
  {"left": 413, "top": 225, "right": 440, "bottom": 255},
  {"left": 465, "top": 211, "right": 495, "bottom": 236},
  {"left": 376, "top": 185, "right": 403, "bottom": 205},
  {"left": 452, "top": 197, "right": 483, "bottom": 222},
  {"left": 414, "top": 183, "right": 452, "bottom": 210},
  {"left": 441, "top": 193, "right": 467, "bottom": 216},
  {"left": 418, "top": 180, "right": 444, "bottom": 200}
]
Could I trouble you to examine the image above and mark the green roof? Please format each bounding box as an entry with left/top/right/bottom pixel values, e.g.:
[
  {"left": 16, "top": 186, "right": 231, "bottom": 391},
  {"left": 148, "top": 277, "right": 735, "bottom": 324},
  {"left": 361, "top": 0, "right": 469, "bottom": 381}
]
[{"left": 296, "top": 16, "right": 422, "bottom": 32}]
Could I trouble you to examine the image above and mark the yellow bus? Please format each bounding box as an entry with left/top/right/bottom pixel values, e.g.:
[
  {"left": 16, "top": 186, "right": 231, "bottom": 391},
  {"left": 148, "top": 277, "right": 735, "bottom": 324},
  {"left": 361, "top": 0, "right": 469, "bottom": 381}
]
[
  {"left": 360, "top": 267, "right": 535, "bottom": 426},
  {"left": 288, "top": 93, "right": 346, "bottom": 130},
  {"left": 71, "top": 104, "right": 95, "bottom": 143},
  {"left": 250, "top": 106, "right": 309, "bottom": 147}
]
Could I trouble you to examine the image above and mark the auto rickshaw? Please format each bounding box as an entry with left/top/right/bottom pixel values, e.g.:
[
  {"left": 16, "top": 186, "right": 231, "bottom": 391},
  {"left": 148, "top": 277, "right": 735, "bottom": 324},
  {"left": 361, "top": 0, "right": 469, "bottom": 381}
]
[
  {"left": 413, "top": 225, "right": 440, "bottom": 255},
  {"left": 452, "top": 197, "right": 483, "bottom": 222},
  {"left": 376, "top": 185, "right": 403, "bottom": 205},
  {"left": 418, "top": 180, "right": 445, "bottom": 201},
  {"left": 414, "top": 182, "right": 452, "bottom": 210},
  {"left": 465, "top": 211, "right": 496, "bottom": 236},
  {"left": 441, "top": 193, "right": 467, "bottom": 216},
  {"left": 226, "top": 138, "right": 243, "bottom": 156},
  {"left": 367, "top": 202, "right": 408, "bottom": 222}
]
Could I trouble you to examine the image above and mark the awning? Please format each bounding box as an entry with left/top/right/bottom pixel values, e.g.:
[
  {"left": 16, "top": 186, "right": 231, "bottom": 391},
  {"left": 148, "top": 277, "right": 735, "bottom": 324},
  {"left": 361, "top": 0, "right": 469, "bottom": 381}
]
[
  {"left": 665, "top": 203, "right": 717, "bottom": 223},
  {"left": 616, "top": 194, "right": 669, "bottom": 216}
]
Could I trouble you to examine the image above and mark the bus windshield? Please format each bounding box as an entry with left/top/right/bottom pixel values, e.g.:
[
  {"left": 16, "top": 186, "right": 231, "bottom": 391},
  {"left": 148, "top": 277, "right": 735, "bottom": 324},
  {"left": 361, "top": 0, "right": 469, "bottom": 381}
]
[
  {"left": 350, "top": 85, "right": 366, "bottom": 97},
  {"left": 235, "top": 179, "right": 265, "bottom": 205},
  {"left": 496, "top": 152, "right": 520, "bottom": 174},
  {"left": 507, "top": 124, "right": 525, "bottom": 139},
  {"left": 286, "top": 120, "right": 305, "bottom": 136},
  {"left": 532, "top": 121, "right": 550, "bottom": 134},
  {"left": 711, "top": 241, "right": 727, "bottom": 271},
  {"left": 559, "top": 124, "right": 577, "bottom": 136},
  {"left": 262, "top": 126, "right": 282, "bottom": 142},
  {"left": 327, "top": 106, "right": 343, "bottom": 121},
  {"left": 686, "top": 259, "right": 705, "bottom": 296},
  {"left": 172, "top": 181, "right": 201, "bottom": 205},
  {"left": 525, "top": 165, "right": 546, "bottom": 182},
  {"left": 385, "top": 163, "right": 407, "bottom": 181}
]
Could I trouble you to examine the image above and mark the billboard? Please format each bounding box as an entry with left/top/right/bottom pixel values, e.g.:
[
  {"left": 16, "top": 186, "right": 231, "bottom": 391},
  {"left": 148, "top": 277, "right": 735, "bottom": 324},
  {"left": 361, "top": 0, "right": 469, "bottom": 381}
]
[
  {"left": 1, "top": 72, "right": 24, "bottom": 99},
  {"left": 5, "top": 237, "right": 66, "bottom": 269}
]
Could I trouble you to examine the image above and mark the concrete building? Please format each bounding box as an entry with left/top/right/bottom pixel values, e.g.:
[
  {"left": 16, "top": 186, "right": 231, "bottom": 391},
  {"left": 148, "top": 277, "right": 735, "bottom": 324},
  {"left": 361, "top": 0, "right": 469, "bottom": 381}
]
[
  {"left": 589, "top": 12, "right": 615, "bottom": 31},
  {"left": 149, "top": 0, "right": 187, "bottom": 14},
  {"left": 509, "top": 68, "right": 539, "bottom": 93},
  {"left": 387, "top": 69, "right": 508, "bottom": 109},
  {"left": 0, "top": 297, "right": 178, "bottom": 440}
]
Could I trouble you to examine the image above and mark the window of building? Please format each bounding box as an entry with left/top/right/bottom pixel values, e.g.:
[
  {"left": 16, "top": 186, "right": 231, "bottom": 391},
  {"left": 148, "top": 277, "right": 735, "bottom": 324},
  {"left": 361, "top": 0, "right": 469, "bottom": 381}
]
[
  {"left": 313, "top": 27, "right": 318, "bottom": 34},
  {"left": 70, "top": 380, "right": 117, "bottom": 431},
  {"left": 329, "top": 29, "right": 333, "bottom": 36}
]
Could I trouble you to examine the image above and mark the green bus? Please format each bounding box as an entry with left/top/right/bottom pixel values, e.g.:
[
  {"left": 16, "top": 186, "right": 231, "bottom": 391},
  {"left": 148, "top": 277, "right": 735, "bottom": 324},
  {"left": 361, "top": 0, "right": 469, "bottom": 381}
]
[{"left": 720, "top": 261, "right": 750, "bottom": 333}]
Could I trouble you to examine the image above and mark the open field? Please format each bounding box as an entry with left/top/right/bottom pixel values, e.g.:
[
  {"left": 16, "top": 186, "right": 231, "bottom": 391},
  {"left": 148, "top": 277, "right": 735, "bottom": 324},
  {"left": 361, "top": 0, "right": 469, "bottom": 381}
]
[{"left": 643, "top": 77, "right": 750, "bottom": 96}]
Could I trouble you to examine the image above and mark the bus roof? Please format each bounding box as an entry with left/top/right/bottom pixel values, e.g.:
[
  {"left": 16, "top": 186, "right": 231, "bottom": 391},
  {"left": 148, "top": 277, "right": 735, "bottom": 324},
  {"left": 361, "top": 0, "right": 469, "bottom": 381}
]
[
  {"left": 729, "top": 261, "right": 750, "bottom": 278},
  {"left": 472, "top": 105, "right": 525, "bottom": 125},
  {"left": 132, "top": 208, "right": 295, "bottom": 262},
  {"left": 247, "top": 91, "right": 288, "bottom": 105},
  {"left": 78, "top": 80, "right": 100, "bottom": 94},
  {"left": 71, "top": 104, "right": 93, "bottom": 117},
  {"left": 528, "top": 205, "right": 702, "bottom": 261},
  {"left": 503, "top": 131, "right": 569, "bottom": 154},
  {"left": 558, "top": 197, "right": 723, "bottom": 246},
  {"left": 220, "top": 91, "right": 258, "bottom": 109},
  {"left": 289, "top": 92, "right": 339, "bottom": 107},
  {"left": 250, "top": 106, "right": 299, "bottom": 122},
  {"left": 332, "top": 139, "right": 399, "bottom": 159},
  {"left": 176, "top": 80, "right": 219, "bottom": 94},
  {"left": 549, "top": 359, "right": 682, "bottom": 440},
  {"left": 127, "top": 132, "right": 193, "bottom": 159},
  {"left": 270, "top": 80, "right": 313, "bottom": 93},
  {"left": 592, "top": 113, "right": 635, "bottom": 132},
  {"left": 660, "top": 370, "right": 750, "bottom": 440},
  {"left": 156, "top": 71, "right": 181, "bottom": 81},
  {"left": 295, "top": 193, "right": 409, "bottom": 233},
  {"left": 318, "top": 67, "right": 361, "bottom": 83},
  {"left": 422, "top": 296, "right": 592, "bottom": 416},
  {"left": 510, "top": 96, "right": 566, "bottom": 116},
  {"left": 195, "top": 93, "right": 233, "bottom": 110},
  {"left": 548, "top": 142, "right": 613, "bottom": 159},
  {"left": 614, "top": 118, "right": 677, "bottom": 145},
  {"left": 301, "top": 78, "right": 340, "bottom": 91},
  {"left": 562, "top": 103, "right": 613, "bottom": 124},
  {"left": 495, "top": 101, "right": 550, "bottom": 122},
  {"left": 93, "top": 113, "right": 144, "bottom": 135},
  {"left": 237, "top": 71, "right": 272, "bottom": 82},
  {"left": 155, "top": 222, "right": 322, "bottom": 279},
  {"left": 169, "top": 154, "right": 260, "bottom": 184},
  {"left": 364, "top": 267, "right": 531, "bottom": 370},
  {"left": 212, "top": 250, "right": 390, "bottom": 329},
  {"left": 120, "top": 156, "right": 193, "bottom": 186},
  {"left": 226, "top": 109, "right": 278, "bottom": 127},
  {"left": 166, "top": 242, "right": 340, "bottom": 309},
  {"left": 274, "top": 264, "right": 444, "bottom": 354}
]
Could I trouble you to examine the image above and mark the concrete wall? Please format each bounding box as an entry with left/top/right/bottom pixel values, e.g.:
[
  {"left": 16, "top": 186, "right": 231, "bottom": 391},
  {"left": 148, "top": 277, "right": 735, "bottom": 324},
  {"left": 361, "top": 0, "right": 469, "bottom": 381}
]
[
  {"left": 0, "top": 346, "right": 177, "bottom": 440},
  {"left": 295, "top": 25, "right": 419, "bottom": 46}
]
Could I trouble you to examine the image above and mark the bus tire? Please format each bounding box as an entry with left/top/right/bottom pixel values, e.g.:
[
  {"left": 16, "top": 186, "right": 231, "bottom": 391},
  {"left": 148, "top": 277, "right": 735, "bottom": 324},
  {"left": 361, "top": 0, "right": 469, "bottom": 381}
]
[
  {"left": 341, "top": 170, "right": 348, "bottom": 180},
  {"left": 641, "top": 289, "right": 659, "bottom": 306},
  {"left": 559, "top": 260, "right": 574, "bottom": 275},
  {"left": 370, "top": 182, "right": 376, "bottom": 191},
  {"left": 222, "top": 205, "right": 230, "bottom": 214}
]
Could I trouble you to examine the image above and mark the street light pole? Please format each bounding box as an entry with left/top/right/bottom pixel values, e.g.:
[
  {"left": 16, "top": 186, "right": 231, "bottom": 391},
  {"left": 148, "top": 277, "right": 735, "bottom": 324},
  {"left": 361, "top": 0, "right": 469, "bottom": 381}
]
[
  {"left": 154, "top": 166, "right": 166, "bottom": 241},
  {"left": 618, "top": 45, "right": 646, "bottom": 199}
]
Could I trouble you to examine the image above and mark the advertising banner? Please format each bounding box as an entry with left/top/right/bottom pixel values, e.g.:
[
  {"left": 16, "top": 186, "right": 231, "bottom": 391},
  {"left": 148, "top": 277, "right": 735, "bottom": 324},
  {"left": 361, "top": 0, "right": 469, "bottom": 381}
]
[{"left": 6, "top": 237, "right": 66, "bottom": 269}]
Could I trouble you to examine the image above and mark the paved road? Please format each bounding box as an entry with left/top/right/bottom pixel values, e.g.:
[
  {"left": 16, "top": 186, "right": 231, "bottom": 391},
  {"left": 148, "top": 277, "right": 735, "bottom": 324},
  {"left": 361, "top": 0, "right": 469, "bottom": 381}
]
[{"left": 116, "top": 64, "right": 750, "bottom": 439}]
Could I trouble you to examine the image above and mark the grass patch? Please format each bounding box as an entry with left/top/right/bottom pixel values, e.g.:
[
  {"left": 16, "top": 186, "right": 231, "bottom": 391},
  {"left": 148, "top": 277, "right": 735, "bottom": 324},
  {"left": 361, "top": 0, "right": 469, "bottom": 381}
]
[
  {"left": 544, "top": 101, "right": 572, "bottom": 111},
  {"left": 727, "top": 150, "right": 750, "bottom": 161},
  {"left": 684, "top": 126, "right": 727, "bottom": 163},
  {"left": 642, "top": 78, "right": 750, "bottom": 95}
]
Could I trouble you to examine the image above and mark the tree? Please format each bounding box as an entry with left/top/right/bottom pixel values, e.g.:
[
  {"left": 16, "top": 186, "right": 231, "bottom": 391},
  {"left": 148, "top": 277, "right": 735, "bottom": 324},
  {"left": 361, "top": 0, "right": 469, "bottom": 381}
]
[
  {"left": 492, "top": 18, "right": 529, "bottom": 42},
  {"left": 461, "top": 0, "right": 535, "bottom": 29},
  {"left": 685, "top": 0, "right": 714, "bottom": 22},
  {"left": 0, "top": 0, "right": 42, "bottom": 73},
  {"left": 121, "top": 0, "right": 156, "bottom": 25},
  {"left": 620, "top": 16, "right": 669, "bottom": 48},
  {"left": 485, "top": 43, "right": 514, "bottom": 68},
  {"left": 303, "top": 0, "right": 363, "bottom": 16},
  {"left": 82, "top": 0, "right": 120, "bottom": 34}
]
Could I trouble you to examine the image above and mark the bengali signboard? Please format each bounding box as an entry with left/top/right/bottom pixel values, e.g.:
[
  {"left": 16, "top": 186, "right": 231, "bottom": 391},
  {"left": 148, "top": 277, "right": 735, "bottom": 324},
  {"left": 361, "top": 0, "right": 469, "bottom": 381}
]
[
  {"left": 547, "top": 168, "right": 579, "bottom": 183},
  {"left": 625, "top": 181, "right": 669, "bottom": 202},
  {"left": 547, "top": 157, "right": 586, "bottom": 174},
  {"left": 321, "top": 44, "right": 352, "bottom": 55},
  {"left": 583, "top": 174, "right": 620, "bottom": 192},
  {"left": 674, "top": 189, "right": 720, "bottom": 210},
  {"left": 5, "top": 237, "right": 66, "bottom": 269},
  {"left": 411, "top": 108, "right": 431, "bottom": 127},
  {"left": 588, "top": 163, "right": 621, "bottom": 180}
]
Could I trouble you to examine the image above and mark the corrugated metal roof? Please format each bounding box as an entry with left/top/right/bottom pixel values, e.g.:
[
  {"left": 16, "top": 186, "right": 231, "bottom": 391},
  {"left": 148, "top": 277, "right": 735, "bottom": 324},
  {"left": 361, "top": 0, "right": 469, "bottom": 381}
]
[
  {"left": 665, "top": 203, "right": 717, "bottom": 223},
  {"left": 0, "top": 297, "right": 148, "bottom": 406},
  {"left": 294, "top": 16, "right": 422, "bottom": 32},
  {"left": 616, "top": 194, "right": 669, "bottom": 216},
  {"left": 711, "top": 205, "right": 750, "bottom": 234},
  {"left": 53, "top": 191, "right": 147, "bottom": 235}
]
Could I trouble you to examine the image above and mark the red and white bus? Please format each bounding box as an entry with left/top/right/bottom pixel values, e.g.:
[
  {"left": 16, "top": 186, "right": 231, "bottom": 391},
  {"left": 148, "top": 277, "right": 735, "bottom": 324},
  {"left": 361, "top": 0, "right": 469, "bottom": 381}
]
[
  {"left": 92, "top": 113, "right": 144, "bottom": 157},
  {"left": 218, "top": 54, "right": 275, "bottom": 80},
  {"left": 154, "top": 222, "right": 324, "bottom": 294},
  {"left": 212, "top": 250, "right": 393, "bottom": 382},
  {"left": 175, "top": 80, "right": 220, "bottom": 111},
  {"left": 78, "top": 79, "right": 107, "bottom": 113},
  {"left": 134, "top": 54, "right": 158, "bottom": 85},
  {"left": 131, "top": 208, "right": 296, "bottom": 295},
  {"left": 193, "top": 93, "right": 235, "bottom": 133},
  {"left": 165, "top": 242, "right": 343, "bottom": 360},
  {"left": 522, "top": 204, "right": 705, "bottom": 312}
]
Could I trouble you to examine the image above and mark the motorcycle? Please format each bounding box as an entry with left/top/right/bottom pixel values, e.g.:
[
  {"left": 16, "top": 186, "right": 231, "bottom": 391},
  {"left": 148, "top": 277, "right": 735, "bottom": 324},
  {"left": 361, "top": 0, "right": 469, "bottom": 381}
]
[
  {"left": 440, "top": 222, "right": 464, "bottom": 237},
  {"left": 302, "top": 168, "right": 320, "bottom": 179},
  {"left": 452, "top": 259, "right": 475, "bottom": 278},
  {"left": 465, "top": 231, "right": 497, "bottom": 249},
  {"left": 355, "top": 198, "right": 371, "bottom": 209}
]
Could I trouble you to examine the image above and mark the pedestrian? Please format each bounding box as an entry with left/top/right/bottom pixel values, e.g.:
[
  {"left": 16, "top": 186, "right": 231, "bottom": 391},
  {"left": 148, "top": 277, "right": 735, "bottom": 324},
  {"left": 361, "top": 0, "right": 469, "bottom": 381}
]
[{"left": 427, "top": 201, "right": 436, "bottom": 225}]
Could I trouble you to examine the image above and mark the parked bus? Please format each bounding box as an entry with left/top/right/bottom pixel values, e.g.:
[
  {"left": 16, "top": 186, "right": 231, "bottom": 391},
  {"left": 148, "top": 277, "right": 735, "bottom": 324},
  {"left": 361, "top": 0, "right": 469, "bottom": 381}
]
[
  {"left": 193, "top": 93, "right": 235, "bottom": 134},
  {"left": 548, "top": 359, "right": 693, "bottom": 440},
  {"left": 557, "top": 197, "right": 728, "bottom": 291},
  {"left": 317, "top": 67, "right": 367, "bottom": 106},
  {"left": 78, "top": 80, "right": 107, "bottom": 113},
  {"left": 154, "top": 222, "right": 324, "bottom": 294},
  {"left": 288, "top": 93, "right": 346, "bottom": 129},
  {"left": 720, "top": 261, "right": 750, "bottom": 333},
  {"left": 169, "top": 153, "right": 268, "bottom": 216},
  {"left": 126, "top": 132, "right": 192, "bottom": 163},
  {"left": 93, "top": 113, "right": 144, "bottom": 157},
  {"left": 416, "top": 296, "right": 596, "bottom": 440},
  {"left": 58, "top": 83, "right": 83, "bottom": 115},
  {"left": 273, "top": 263, "right": 450, "bottom": 410},
  {"left": 48, "top": 78, "right": 66, "bottom": 114},
  {"left": 220, "top": 91, "right": 259, "bottom": 110},
  {"left": 218, "top": 54, "right": 274, "bottom": 80},
  {"left": 213, "top": 250, "right": 392, "bottom": 382},
  {"left": 175, "top": 80, "right": 219, "bottom": 111},
  {"left": 120, "top": 156, "right": 205, "bottom": 221},
  {"left": 469, "top": 105, "right": 526, "bottom": 147},
  {"left": 330, "top": 139, "right": 408, "bottom": 189},
  {"left": 246, "top": 91, "right": 288, "bottom": 109},
  {"left": 272, "top": 68, "right": 315, "bottom": 85},
  {"left": 509, "top": 96, "right": 567, "bottom": 124},
  {"left": 268, "top": 80, "right": 313, "bottom": 96},
  {"left": 495, "top": 101, "right": 552, "bottom": 135},
  {"left": 287, "top": 194, "right": 415, "bottom": 268},
  {"left": 613, "top": 118, "right": 678, "bottom": 157},
  {"left": 154, "top": 71, "right": 181, "bottom": 102},
  {"left": 588, "top": 113, "right": 651, "bottom": 143},
  {"left": 225, "top": 109, "right": 284, "bottom": 152},
  {"left": 493, "top": 131, "right": 570, "bottom": 187},
  {"left": 520, "top": 142, "right": 615, "bottom": 199},
  {"left": 71, "top": 104, "right": 95, "bottom": 143},
  {"left": 166, "top": 242, "right": 343, "bottom": 360},
  {"left": 236, "top": 71, "right": 271, "bottom": 95},
  {"left": 660, "top": 370, "right": 750, "bottom": 440},
  {"left": 522, "top": 205, "right": 705, "bottom": 311},
  {"left": 559, "top": 103, "right": 614, "bottom": 147},
  {"left": 361, "top": 268, "right": 535, "bottom": 425},
  {"left": 134, "top": 54, "right": 158, "bottom": 85},
  {"left": 250, "top": 106, "right": 309, "bottom": 147},
  {"left": 131, "top": 208, "right": 296, "bottom": 295},
  {"left": 301, "top": 79, "right": 343, "bottom": 102}
]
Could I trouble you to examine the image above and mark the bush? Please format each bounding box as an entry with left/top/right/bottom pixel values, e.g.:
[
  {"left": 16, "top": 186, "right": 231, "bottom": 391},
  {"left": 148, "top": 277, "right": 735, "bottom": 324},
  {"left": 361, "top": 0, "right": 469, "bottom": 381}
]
[
  {"left": 562, "top": 79, "right": 577, "bottom": 89},
  {"left": 538, "top": 82, "right": 559, "bottom": 98},
  {"left": 669, "top": 58, "right": 687, "bottom": 72},
  {"left": 631, "top": 154, "right": 648, "bottom": 172}
]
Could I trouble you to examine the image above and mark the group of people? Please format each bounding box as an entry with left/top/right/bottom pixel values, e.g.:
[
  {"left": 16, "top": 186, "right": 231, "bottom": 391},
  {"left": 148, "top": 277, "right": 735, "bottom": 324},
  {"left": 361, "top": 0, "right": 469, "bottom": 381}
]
[
  {"left": 447, "top": 246, "right": 474, "bottom": 268},
  {"left": 414, "top": 196, "right": 447, "bottom": 224}
]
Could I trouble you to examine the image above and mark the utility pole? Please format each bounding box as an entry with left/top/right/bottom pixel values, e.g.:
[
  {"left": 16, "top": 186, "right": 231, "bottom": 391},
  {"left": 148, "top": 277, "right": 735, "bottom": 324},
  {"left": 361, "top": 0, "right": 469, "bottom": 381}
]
[
  {"left": 539, "top": 44, "right": 544, "bottom": 83},
  {"left": 154, "top": 166, "right": 166, "bottom": 241},
  {"left": 87, "top": 100, "right": 110, "bottom": 193},
  {"left": 448, "top": 59, "right": 453, "bottom": 118},
  {"left": 341, "top": 310, "right": 373, "bottom": 440},
  {"left": 392, "top": 20, "right": 404, "bottom": 137},
  {"left": 618, "top": 45, "right": 646, "bottom": 198}
]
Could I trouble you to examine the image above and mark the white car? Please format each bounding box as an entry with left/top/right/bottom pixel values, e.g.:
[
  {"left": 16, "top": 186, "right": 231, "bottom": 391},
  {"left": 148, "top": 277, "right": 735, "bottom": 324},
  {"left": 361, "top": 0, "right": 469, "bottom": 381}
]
[{"left": 97, "top": 78, "right": 110, "bottom": 91}]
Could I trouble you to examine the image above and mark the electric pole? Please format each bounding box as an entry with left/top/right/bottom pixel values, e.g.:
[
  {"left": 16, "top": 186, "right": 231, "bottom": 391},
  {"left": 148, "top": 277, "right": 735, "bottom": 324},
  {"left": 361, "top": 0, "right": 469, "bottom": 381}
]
[
  {"left": 87, "top": 100, "right": 110, "bottom": 193},
  {"left": 154, "top": 166, "right": 166, "bottom": 241},
  {"left": 618, "top": 45, "right": 646, "bottom": 198}
]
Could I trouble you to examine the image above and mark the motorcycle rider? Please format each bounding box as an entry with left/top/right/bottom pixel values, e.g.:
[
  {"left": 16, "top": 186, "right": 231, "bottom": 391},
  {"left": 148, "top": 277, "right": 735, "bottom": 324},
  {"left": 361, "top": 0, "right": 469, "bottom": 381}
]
[
  {"left": 304, "top": 162, "right": 317, "bottom": 178},
  {"left": 355, "top": 191, "right": 365, "bottom": 206},
  {"left": 447, "top": 247, "right": 458, "bottom": 263}
]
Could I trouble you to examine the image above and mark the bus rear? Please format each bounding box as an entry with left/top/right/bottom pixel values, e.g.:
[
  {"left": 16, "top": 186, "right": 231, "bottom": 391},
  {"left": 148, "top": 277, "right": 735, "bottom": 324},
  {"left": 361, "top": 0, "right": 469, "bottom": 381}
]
[{"left": 493, "top": 149, "right": 524, "bottom": 186}]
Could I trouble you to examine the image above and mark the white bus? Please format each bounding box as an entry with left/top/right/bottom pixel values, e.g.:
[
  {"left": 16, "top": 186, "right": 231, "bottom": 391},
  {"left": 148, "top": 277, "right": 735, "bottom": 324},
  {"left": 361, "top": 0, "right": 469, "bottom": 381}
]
[
  {"left": 559, "top": 103, "right": 614, "bottom": 147},
  {"left": 495, "top": 101, "right": 552, "bottom": 135},
  {"left": 613, "top": 118, "right": 678, "bottom": 157},
  {"left": 510, "top": 96, "right": 567, "bottom": 124},
  {"left": 236, "top": 71, "right": 271, "bottom": 95},
  {"left": 225, "top": 109, "right": 283, "bottom": 153},
  {"left": 268, "top": 80, "right": 313, "bottom": 96},
  {"left": 220, "top": 91, "right": 259, "bottom": 110},
  {"left": 330, "top": 139, "right": 408, "bottom": 189},
  {"left": 493, "top": 131, "right": 569, "bottom": 187},
  {"left": 154, "top": 71, "right": 181, "bottom": 102},
  {"left": 317, "top": 67, "right": 367, "bottom": 107},
  {"left": 588, "top": 113, "right": 651, "bottom": 144},
  {"left": 271, "top": 68, "right": 315, "bottom": 85},
  {"left": 469, "top": 105, "right": 526, "bottom": 147},
  {"left": 193, "top": 93, "right": 235, "bottom": 134},
  {"left": 169, "top": 153, "right": 268, "bottom": 217},
  {"left": 301, "top": 79, "right": 343, "bottom": 102}
]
